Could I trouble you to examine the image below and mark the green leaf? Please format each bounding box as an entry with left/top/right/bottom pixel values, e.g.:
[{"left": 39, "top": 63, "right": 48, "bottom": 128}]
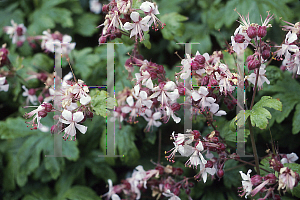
[
  {"left": 293, "top": 104, "right": 300, "bottom": 134},
  {"left": 0, "top": 117, "right": 38, "bottom": 139},
  {"left": 259, "top": 156, "right": 273, "bottom": 176},
  {"left": 31, "top": 53, "right": 53, "bottom": 72},
  {"left": 90, "top": 89, "right": 116, "bottom": 117},
  {"left": 160, "top": 12, "right": 188, "bottom": 40},
  {"left": 63, "top": 186, "right": 101, "bottom": 200},
  {"left": 71, "top": 47, "right": 101, "bottom": 80},
  {"left": 236, "top": 96, "right": 282, "bottom": 129},
  {"left": 223, "top": 159, "right": 246, "bottom": 189},
  {"left": 141, "top": 32, "right": 151, "bottom": 49},
  {"left": 74, "top": 13, "right": 100, "bottom": 36},
  {"left": 45, "top": 8, "right": 73, "bottom": 28}
]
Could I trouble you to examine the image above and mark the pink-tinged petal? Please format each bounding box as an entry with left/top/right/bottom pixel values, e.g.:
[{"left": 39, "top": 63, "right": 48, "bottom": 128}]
[
  {"left": 164, "top": 81, "right": 176, "bottom": 91},
  {"left": 66, "top": 102, "right": 78, "bottom": 111},
  {"left": 75, "top": 123, "right": 87, "bottom": 134},
  {"left": 180, "top": 72, "right": 189, "bottom": 79},
  {"left": 121, "top": 106, "right": 132, "bottom": 113},
  {"left": 126, "top": 96, "right": 134, "bottom": 106},
  {"left": 124, "top": 22, "right": 134, "bottom": 31},
  {"left": 73, "top": 111, "right": 84, "bottom": 122},
  {"left": 129, "top": 26, "right": 137, "bottom": 38},
  {"left": 209, "top": 103, "right": 219, "bottom": 114},
  {"left": 199, "top": 86, "right": 208, "bottom": 96},
  {"left": 80, "top": 94, "right": 91, "bottom": 105},
  {"left": 207, "top": 168, "right": 216, "bottom": 176},
  {"left": 139, "top": 90, "right": 147, "bottom": 99},
  {"left": 203, "top": 53, "right": 210, "bottom": 61},
  {"left": 145, "top": 78, "right": 153, "bottom": 89},
  {"left": 149, "top": 91, "right": 160, "bottom": 98},
  {"left": 152, "top": 112, "right": 161, "bottom": 120},
  {"left": 153, "top": 120, "right": 162, "bottom": 127},
  {"left": 64, "top": 123, "right": 76, "bottom": 136},
  {"left": 62, "top": 109, "right": 73, "bottom": 121},
  {"left": 59, "top": 118, "right": 71, "bottom": 125},
  {"left": 143, "top": 99, "right": 153, "bottom": 109},
  {"left": 134, "top": 84, "right": 140, "bottom": 96},
  {"left": 130, "top": 12, "right": 140, "bottom": 22}
]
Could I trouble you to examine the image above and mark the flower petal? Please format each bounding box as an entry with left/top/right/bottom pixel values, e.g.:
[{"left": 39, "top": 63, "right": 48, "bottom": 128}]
[
  {"left": 130, "top": 12, "right": 140, "bottom": 22},
  {"left": 73, "top": 111, "right": 84, "bottom": 122},
  {"left": 62, "top": 109, "right": 73, "bottom": 121},
  {"left": 75, "top": 123, "right": 87, "bottom": 134}
]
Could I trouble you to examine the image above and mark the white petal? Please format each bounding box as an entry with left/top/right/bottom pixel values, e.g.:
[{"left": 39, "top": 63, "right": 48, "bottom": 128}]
[
  {"left": 126, "top": 96, "right": 134, "bottom": 106},
  {"left": 62, "top": 35, "right": 72, "bottom": 43},
  {"left": 0, "top": 84, "right": 9, "bottom": 92},
  {"left": 145, "top": 78, "right": 153, "bottom": 89},
  {"left": 130, "top": 12, "right": 140, "bottom": 22},
  {"left": 164, "top": 81, "right": 176, "bottom": 91},
  {"left": 152, "top": 112, "right": 161, "bottom": 120},
  {"left": 80, "top": 95, "right": 91, "bottom": 105},
  {"left": 62, "top": 109, "right": 73, "bottom": 121},
  {"left": 73, "top": 112, "right": 84, "bottom": 122},
  {"left": 140, "top": 2, "right": 152, "bottom": 12},
  {"left": 0, "top": 77, "right": 5, "bottom": 85},
  {"left": 124, "top": 22, "right": 134, "bottom": 31},
  {"left": 65, "top": 123, "right": 76, "bottom": 136},
  {"left": 75, "top": 123, "right": 87, "bottom": 134}
]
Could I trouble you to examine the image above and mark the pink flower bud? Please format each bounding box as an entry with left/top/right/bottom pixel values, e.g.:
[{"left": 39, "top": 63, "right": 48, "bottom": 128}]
[
  {"left": 217, "top": 169, "right": 224, "bottom": 178},
  {"left": 38, "top": 95, "right": 43, "bottom": 103},
  {"left": 16, "top": 27, "right": 23, "bottom": 36},
  {"left": 246, "top": 55, "right": 255, "bottom": 63},
  {"left": 202, "top": 76, "right": 209, "bottom": 86},
  {"left": 191, "top": 130, "right": 200, "bottom": 139},
  {"left": 257, "top": 26, "right": 267, "bottom": 38},
  {"left": 251, "top": 175, "right": 262, "bottom": 186},
  {"left": 38, "top": 110, "right": 47, "bottom": 118},
  {"left": 234, "top": 34, "right": 245, "bottom": 43},
  {"left": 16, "top": 41, "right": 23, "bottom": 47},
  {"left": 102, "top": 4, "right": 109, "bottom": 13},
  {"left": 28, "top": 88, "right": 36, "bottom": 95},
  {"left": 205, "top": 160, "right": 213, "bottom": 168},
  {"left": 42, "top": 103, "right": 53, "bottom": 112},
  {"left": 247, "top": 60, "right": 260, "bottom": 70},
  {"left": 171, "top": 103, "right": 181, "bottom": 111},
  {"left": 37, "top": 73, "right": 48, "bottom": 82},
  {"left": 50, "top": 125, "right": 57, "bottom": 134},
  {"left": 262, "top": 50, "right": 270, "bottom": 60},
  {"left": 0, "top": 46, "right": 9, "bottom": 67},
  {"left": 99, "top": 36, "right": 106, "bottom": 44},
  {"left": 263, "top": 173, "right": 276, "bottom": 185},
  {"left": 247, "top": 26, "right": 257, "bottom": 39},
  {"left": 194, "top": 55, "right": 206, "bottom": 64}
]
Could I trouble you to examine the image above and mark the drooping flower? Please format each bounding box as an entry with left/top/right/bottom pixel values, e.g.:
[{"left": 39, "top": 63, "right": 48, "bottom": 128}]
[
  {"left": 239, "top": 169, "right": 253, "bottom": 199},
  {"left": 278, "top": 167, "right": 296, "bottom": 191},
  {"left": 59, "top": 110, "right": 87, "bottom": 141},
  {"left": 246, "top": 64, "right": 270, "bottom": 90},
  {"left": 142, "top": 109, "right": 162, "bottom": 132},
  {"left": 124, "top": 12, "right": 151, "bottom": 41}
]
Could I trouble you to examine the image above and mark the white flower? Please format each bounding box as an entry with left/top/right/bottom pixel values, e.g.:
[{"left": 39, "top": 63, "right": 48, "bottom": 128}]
[
  {"left": 124, "top": 12, "right": 151, "bottom": 41},
  {"left": 165, "top": 106, "right": 181, "bottom": 123},
  {"left": 132, "top": 84, "right": 153, "bottom": 110},
  {"left": 199, "top": 162, "right": 216, "bottom": 183},
  {"left": 102, "top": 179, "right": 117, "bottom": 200},
  {"left": 59, "top": 110, "right": 87, "bottom": 140},
  {"left": 23, "top": 103, "right": 49, "bottom": 131},
  {"left": 140, "top": 1, "right": 164, "bottom": 31},
  {"left": 239, "top": 169, "right": 253, "bottom": 199},
  {"left": 60, "top": 35, "right": 76, "bottom": 56},
  {"left": 150, "top": 81, "right": 179, "bottom": 107},
  {"left": 185, "top": 141, "right": 207, "bottom": 168},
  {"left": 22, "top": 85, "right": 38, "bottom": 105},
  {"left": 3, "top": 20, "right": 27, "bottom": 44},
  {"left": 278, "top": 167, "right": 296, "bottom": 191},
  {"left": 281, "top": 153, "right": 299, "bottom": 164},
  {"left": 142, "top": 109, "right": 162, "bottom": 132},
  {"left": 246, "top": 64, "right": 270, "bottom": 90},
  {"left": 89, "top": 0, "right": 102, "bottom": 14},
  {"left": 135, "top": 70, "right": 153, "bottom": 89},
  {"left": 0, "top": 77, "right": 9, "bottom": 92}
]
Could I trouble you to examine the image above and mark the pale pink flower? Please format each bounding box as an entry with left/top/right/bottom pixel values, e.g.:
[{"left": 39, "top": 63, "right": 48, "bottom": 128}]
[
  {"left": 281, "top": 152, "right": 299, "bottom": 164},
  {"left": 162, "top": 189, "right": 181, "bottom": 200},
  {"left": 124, "top": 12, "right": 151, "bottom": 41},
  {"left": 198, "top": 162, "right": 216, "bottom": 183},
  {"left": 140, "top": 1, "right": 164, "bottom": 31},
  {"left": 278, "top": 167, "right": 296, "bottom": 191},
  {"left": 150, "top": 81, "right": 179, "bottom": 107},
  {"left": 185, "top": 141, "right": 207, "bottom": 169},
  {"left": 132, "top": 84, "right": 153, "bottom": 110},
  {"left": 23, "top": 103, "right": 49, "bottom": 132},
  {"left": 117, "top": 0, "right": 131, "bottom": 14},
  {"left": 59, "top": 110, "right": 87, "bottom": 140},
  {"left": 142, "top": 109, "right": 162, "bottom": 132},
  {"left": 22, "top": 85, "right": 38, "bottom": 105},
  {"left": 3, "top": 20, "right": 27, "bottom": 44},
  {"left": 89, "top": 0, "right": 102, "bottom": 14}
]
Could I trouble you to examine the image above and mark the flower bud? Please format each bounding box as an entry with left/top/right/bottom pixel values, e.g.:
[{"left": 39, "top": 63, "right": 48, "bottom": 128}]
[
  {"left": 194, "top": 55, "right": 206, "bottom": 64},
  {"left": 246, "top": 55, "right": 255, "bottom": 63},
  {"left": 257, "top": 26, "right": 267, "bottom": 38},
  {"left": 171, "top": 103, "right": 181, "bottom": 111},
  {"left": 30, "top": 42, "right": 36, "bottom": 49},
  {"left": 218, "top": 143, "right": 226, "bottom": 151},
  {"left": 202, "top": 76, "right": 209, "bottom": 86},
  {"left": 263, "top": 173, "right": 276, "bottom": 185},
  {"left": 38, "top": 95, "right": 43, "bottom": 103},
  {"left": 16, "top": 27, "right": 23, "bottom": 36},
  {"left": 217, "top": 169, "right": 224, "bottom": 178},
  {"left": 50, "top": 125, "right": 57, "bottom": 134},
  {"left": 262, "top": 50, "right": 270, "bottom": 60},
  {"left": 247, "top": 60, "right": 260, "bottom": 70},
  {"left": 155, "top": 166, "right": 164, "bottom": 175},
  {"left": 205, "top": 160, "right": 213, "bottom": 168},
  {"left": 191, "top": 61, "right": 200, "bottom": 70},
  {"left": 172, "top": 187, "right": 180, "bottom": 196},
  {"left": 191, "top": 130, "right": 200, "bottom": 139},
  {"left": 185, "top": 188, "right": 191, "bottom": 195},
  {"left": 99, "top": 36, "right": 106, "bottom": 44},
  {"left": 0, "top": 46, "right": 9, "bottom": 67},
  {"left": 234, "top": 34, "right": 245, "bottom": 43},
  {"left": 247, "top": 26, "right": 257, "bottom": 39},
  {"left": 188, "top": 182, "right": 194, "bottom": 188},
  {"left": 37, "top": 73, "right": 48, "bottom": 82},
  {"left": 16, "top": 41, "right": 23, "bottom": 47},
  {"left": 251, "top": 175, "right": 262, "bottom": 186},
  {"left": 102, "top": 4, "right": 109, "bottom": 13},
  {"left": 172, "top": 167, "right": 183, "bottom": 176},
  {"left": 42, "top": 103, "right": 53, "bottom": 112},
  {"left": 38, "top": 110, "right": 47, "bottom": 118},
  {"left": 28, "top": 88, "right": 36, "bottom": 95}
]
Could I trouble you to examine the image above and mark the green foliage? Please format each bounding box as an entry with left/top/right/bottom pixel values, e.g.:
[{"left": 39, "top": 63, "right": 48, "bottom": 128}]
[
  {"left": 63, "top": 185, "right": 101, "bottom": 200},
  {"left": 90, "top": 89, "right": 116, "bottom": 118},
  {"left": 160, "top": 12, "right": 188, "bottom": 40},
  {"left": 236, "top": 96, "right": 282, "bottom": 129}
]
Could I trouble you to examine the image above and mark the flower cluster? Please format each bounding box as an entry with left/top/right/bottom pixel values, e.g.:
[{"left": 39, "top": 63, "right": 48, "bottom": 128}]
[
  {"left": 276, "top": 21, "right": 300, "bottom": 76},
  {"left": 165, "top": 130, "right": 232, "bottom": 184},
  {"left": 239, "top": 152, "right": 300, "bottom": 199},
  {"left": 102, "top": 164, "right": 194, "bottom": 200},
  {"left": 3, "top": 20, "right": 27, "bottom": 46},
  {"left": 98, "top": 0, "right": 165, "bottom": 43}
]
